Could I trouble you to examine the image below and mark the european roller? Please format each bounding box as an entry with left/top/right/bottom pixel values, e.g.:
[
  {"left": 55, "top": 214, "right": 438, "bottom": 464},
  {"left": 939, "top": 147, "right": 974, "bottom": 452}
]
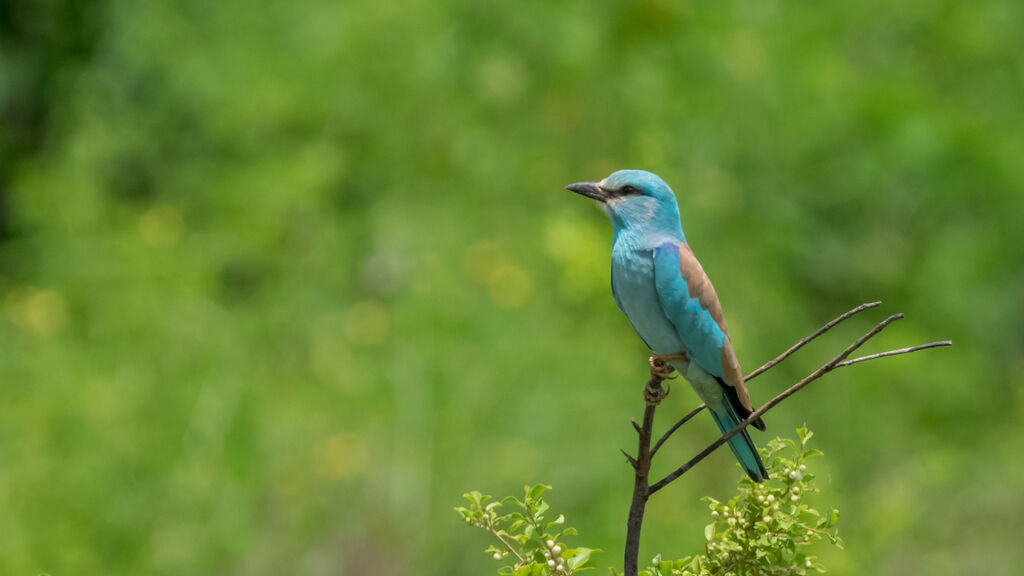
[{"left": 567, "top": 169, "right": 768, "bottom": 482}]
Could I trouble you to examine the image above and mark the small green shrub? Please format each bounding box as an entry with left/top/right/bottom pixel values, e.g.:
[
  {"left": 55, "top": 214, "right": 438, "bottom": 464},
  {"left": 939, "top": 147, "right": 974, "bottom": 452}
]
[
  {"left": 631, "top": 427, "right": 843, "bottom": 576},
  {"left": 457, "top": 428, "right": 841, "bottom": 576}
]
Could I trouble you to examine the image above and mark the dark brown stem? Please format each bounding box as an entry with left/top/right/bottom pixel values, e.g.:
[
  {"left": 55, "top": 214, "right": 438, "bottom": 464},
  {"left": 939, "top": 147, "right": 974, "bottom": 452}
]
[{"left": 623, "top": 376, "right": 666, "bottom": 576}]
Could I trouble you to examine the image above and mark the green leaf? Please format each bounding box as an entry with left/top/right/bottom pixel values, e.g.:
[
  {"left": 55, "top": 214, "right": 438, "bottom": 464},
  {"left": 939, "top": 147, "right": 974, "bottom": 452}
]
[
  {"left": 534, "top": 500, "right": 550, "bottom": 517},
  {"left": 529, "top": 484, "right": 552, "bottom": 501},
  {"left": 797, "top": 427, "right": 813, "bottom": 446},
  {"left": 467, "top": 490, "right": 485, "bottom": 506},
  {"left": 547, "top": 513, "right": 565, "bottom": 528},
  {"left": 566, "top": 547, "right": 598, "bottom": 570},
  {"left": 704, "top": 523, "right": 715, "bottom": 542},
  {"left": 822, "top": 509, "right": 840, "bottom": 528}
]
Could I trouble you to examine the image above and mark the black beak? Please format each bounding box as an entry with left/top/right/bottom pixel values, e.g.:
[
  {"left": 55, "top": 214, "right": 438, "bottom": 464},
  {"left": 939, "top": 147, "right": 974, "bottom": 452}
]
[{"left": 566, "top": 181, "right": 611, "bottom": 202}]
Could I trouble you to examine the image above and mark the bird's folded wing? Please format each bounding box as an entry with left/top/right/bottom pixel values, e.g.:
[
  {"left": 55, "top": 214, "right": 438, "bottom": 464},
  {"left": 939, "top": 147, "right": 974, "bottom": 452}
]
[{"left": 652, "top": 241, "right": 755, "bottom": 412}]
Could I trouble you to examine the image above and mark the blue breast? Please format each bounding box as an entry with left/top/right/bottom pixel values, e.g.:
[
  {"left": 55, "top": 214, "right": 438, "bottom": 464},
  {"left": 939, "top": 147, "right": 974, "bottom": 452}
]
[{"left": 611, "top": 246, "right": 686, "bottom": 355}]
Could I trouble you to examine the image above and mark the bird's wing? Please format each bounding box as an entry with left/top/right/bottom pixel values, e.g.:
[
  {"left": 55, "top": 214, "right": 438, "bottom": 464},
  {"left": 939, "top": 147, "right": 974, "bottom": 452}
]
[{"left": 652, "top": 241, "right": 760, "bottom": 419}]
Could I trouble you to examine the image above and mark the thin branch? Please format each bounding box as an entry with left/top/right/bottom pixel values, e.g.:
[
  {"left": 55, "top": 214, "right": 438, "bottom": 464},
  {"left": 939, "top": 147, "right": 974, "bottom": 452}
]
[
  {"left": 653, "top": 301, "right": 884, "bottom": 452},
  {"left": 621, "top": 449, "right": 638, "bottom": 468},
  {"left": 490, "top": 528, "right": 526, "bottom": 564},
  {"left": 648, "top": 312, "right": 908, "bottom": 494},
  {"left": 745, "top": 300, "right": 882, "bottom": 382},
  {"left": 650, "top": 404, "right": 704, "bottom": 457},
  {"left": 834, "top": 341, "right": 952, "bottom": 368}
]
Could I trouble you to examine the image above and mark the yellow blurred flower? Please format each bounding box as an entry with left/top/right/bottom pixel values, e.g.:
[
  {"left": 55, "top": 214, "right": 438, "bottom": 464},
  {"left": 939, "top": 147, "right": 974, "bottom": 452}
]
[
  {"left": 4, "top": 287, "right": 68, "bottom": 336},
  {"left": 543, "top": 216, "right": 606, "bottom": 301},
  {"left": 344, "top": 300, "right": 390, "bottom": 346},
  {"left": 312, "top": 433, "right": 368, "bottom": 480},
  {"left": 463, "top": 241, "right": 534, "bottom": 309},
  {"left": 139, "top": 204, "right": 183, "bottom": 247}
]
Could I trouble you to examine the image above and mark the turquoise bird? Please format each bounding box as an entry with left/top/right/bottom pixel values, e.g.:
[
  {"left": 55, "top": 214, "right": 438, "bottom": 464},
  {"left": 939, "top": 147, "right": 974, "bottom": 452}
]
[{"left": 567, "top": 169, "right": 768, "bottom": 482}]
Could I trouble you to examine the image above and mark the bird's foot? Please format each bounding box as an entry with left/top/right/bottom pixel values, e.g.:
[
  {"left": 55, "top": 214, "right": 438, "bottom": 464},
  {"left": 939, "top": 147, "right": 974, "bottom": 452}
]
[
  {"left": 644, "top": 379, "right": 669, "bottom": 405},
  {"left": 648, "top": 352, "right": 688, "bottom": 380},
  {"left": 645, "top": 352, "right": 688, "bottom": 405}
]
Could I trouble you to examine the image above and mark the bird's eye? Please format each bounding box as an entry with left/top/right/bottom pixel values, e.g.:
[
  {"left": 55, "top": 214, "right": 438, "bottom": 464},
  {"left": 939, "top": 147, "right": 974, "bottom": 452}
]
[{"left": 621, "top": 185, "right": 640, "bottom": 195}]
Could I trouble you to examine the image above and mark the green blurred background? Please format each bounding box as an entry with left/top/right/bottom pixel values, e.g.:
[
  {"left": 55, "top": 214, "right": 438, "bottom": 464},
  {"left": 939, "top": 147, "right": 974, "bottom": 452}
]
[{"left": 1, "top": 1, "right": 1022, "bottom": 574}]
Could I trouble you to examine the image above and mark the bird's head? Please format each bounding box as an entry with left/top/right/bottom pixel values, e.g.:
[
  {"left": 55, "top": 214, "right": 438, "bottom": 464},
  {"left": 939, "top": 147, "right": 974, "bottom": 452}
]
[{"left": 566, "top": 169, "right": 683, "bottom": 238}]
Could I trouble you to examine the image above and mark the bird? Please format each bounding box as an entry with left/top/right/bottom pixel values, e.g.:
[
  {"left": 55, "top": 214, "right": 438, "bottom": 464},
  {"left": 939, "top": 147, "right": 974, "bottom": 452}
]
[{"left": 566, "top": 169, "right": 768, "bottom": 482}]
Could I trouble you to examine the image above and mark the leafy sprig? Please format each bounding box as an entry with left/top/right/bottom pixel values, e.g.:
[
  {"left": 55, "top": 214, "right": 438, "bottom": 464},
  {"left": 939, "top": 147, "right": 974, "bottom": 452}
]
[
  {"left": 455, "top": 484, "right": 600, "bottom": 575},
  {"left": 459, "top": 429, "right": 841, "bottom": 576}
]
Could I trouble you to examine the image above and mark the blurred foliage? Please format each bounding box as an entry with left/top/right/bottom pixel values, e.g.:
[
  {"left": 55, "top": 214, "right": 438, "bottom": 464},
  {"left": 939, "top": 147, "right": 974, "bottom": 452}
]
[{"left": 0, "top": 0, "right": 1022, "bottom": 575}]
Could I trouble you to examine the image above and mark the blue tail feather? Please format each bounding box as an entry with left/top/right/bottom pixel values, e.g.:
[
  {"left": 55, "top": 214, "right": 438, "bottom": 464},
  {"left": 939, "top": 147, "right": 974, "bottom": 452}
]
[{"left": 709, "top": 406, "right": 768, "bottom": 483}]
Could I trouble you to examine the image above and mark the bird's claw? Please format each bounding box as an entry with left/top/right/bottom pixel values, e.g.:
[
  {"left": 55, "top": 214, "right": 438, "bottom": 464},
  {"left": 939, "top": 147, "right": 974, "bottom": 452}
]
[
  {"left": 648, "top": 352, "right": 688, "bottom": 381},
  {"left": 644, "top": 380, "right": 670, "bottom": 405},
  {"left": 648, "top": 357, "right": 674, "bottom": 380}
]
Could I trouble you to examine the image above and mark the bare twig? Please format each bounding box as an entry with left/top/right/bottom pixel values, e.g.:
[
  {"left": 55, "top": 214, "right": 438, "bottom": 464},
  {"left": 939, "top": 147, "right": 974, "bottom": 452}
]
[
  {"left": 650, "top": 404, "right": 704, "bottom": 458},
  {"left": 834, "top": 341, "right": 952, "bottom": 368},
  {"left": 621, "top": 303, "right": 950, "bottom": 576},
  {"left": 745, "top": 301, "right": 882, "bottom": 381},
  {"left": 653, "top": 301, "right": 884, "bottom": 455},
  {"left": 621, "top": 448, "right": 638, "bottom": 468},
  {"left": 491, "top": 528, "right": 527, "bottom": 564}
]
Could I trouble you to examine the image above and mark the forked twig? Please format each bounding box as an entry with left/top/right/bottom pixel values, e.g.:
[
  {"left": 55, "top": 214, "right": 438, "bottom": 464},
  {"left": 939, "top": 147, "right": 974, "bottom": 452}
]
[
  {"left": 622, "top": 303, "right": 951, "bottom": 576},
  {"left": 649, "top": 312, "right": 909, "bottom": 494},
  {"left": 653, "top": 301, "right": 882, "bottom": 453}
]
